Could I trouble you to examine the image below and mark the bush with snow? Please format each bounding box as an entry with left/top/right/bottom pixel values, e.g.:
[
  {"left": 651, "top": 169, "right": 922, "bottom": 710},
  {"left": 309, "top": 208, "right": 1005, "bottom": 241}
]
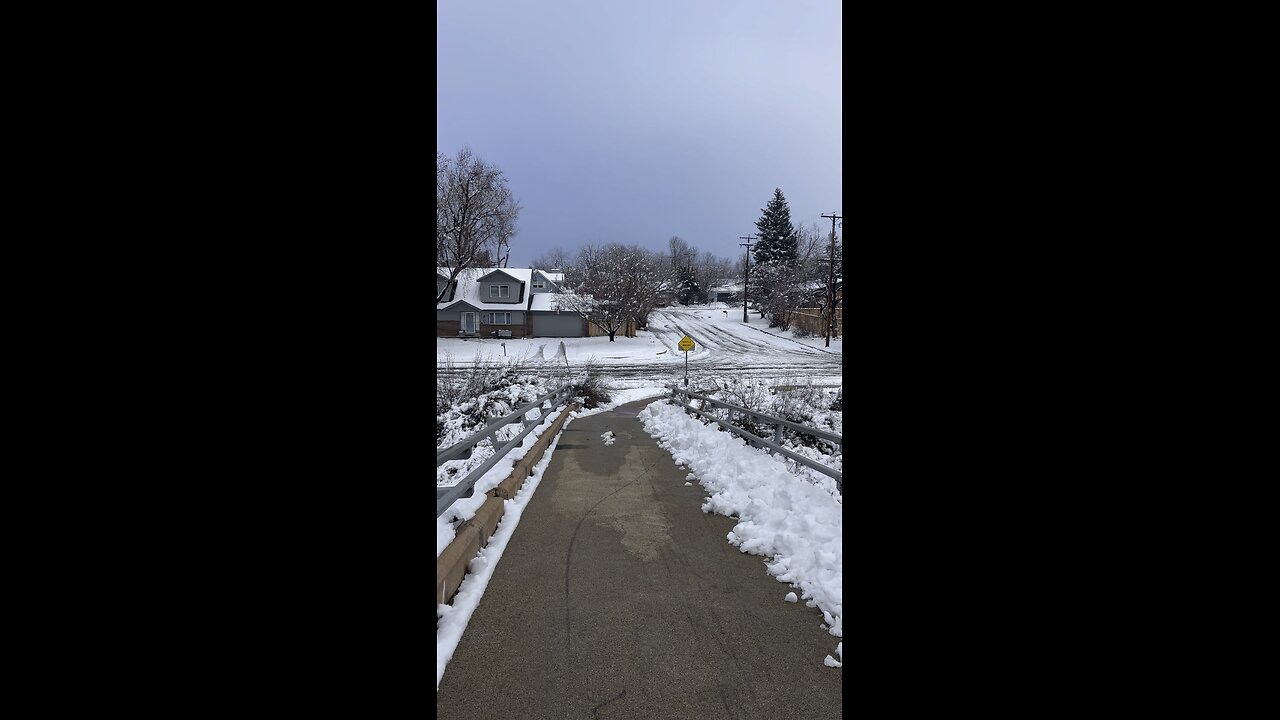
[
  {"left": 436, "top": 358, "right": 619, "bottom": 491},
  {"left": 700, "top": 377, "right": 841, "bottom": 457}
]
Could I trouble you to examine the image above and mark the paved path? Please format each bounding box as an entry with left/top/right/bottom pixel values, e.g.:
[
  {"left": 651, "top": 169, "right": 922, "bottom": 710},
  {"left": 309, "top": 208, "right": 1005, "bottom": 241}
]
[{"left": 436, "top": 398, "right": 842, "bottom": 719}]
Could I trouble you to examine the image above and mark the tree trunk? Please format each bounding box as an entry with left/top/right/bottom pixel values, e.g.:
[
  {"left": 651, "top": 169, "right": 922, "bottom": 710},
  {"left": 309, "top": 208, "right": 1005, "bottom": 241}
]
[{"left": 607, "top": 330, "right": 616, "bottom": 342}]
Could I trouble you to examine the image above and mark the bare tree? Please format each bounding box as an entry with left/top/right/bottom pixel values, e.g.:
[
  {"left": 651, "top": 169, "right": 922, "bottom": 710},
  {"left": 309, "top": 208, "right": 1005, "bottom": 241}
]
[
  {"left": 650, "top": 251, "right": 676, "bottom": 307},
  {"left": 557, "top": 243, "right": 661, "bottom": 341},
  {"left": 436, "top": 147, "right": 521, "bottom": 303},
  {"left": 632, "top": 251, "right": 669, "bottom": 327},
  {"left": 530, "top": 247, "right": 572, "bottom": 271},
  {"left": 667, "top": 236, "right": 694, "bottom": 271},
  {"left": 693, "top": 251, "right": 735, "bottom": 300},
  {"left": 795, "top": 222, "right": 825, "bottom": 264}
]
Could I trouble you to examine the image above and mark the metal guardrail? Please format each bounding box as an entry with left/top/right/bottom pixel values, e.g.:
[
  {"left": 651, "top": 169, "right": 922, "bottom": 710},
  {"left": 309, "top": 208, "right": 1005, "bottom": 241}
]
[
  {"left": 436, "top": 384, "right": 574, "bottom": 518},
  {"left": 667, "top": 386, "right": 842, "bottom": 491}
]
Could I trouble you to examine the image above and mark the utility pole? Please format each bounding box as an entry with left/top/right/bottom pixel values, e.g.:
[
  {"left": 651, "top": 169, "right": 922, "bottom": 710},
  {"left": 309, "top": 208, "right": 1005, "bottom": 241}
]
[
  {"left": 738, "top": 235, "right": 756, "bottom": 323},
  {"left": 819, "top": 212, "right": 842, "bottom": 347}
]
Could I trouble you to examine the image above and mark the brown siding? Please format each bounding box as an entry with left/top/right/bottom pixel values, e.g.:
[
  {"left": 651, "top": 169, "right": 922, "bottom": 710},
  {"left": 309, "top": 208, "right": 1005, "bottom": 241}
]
[
  {"left": 479, "top": 322, "right": 527, "bottom": 338},
  {"left": 435, "top": 320, "right": 529, "bottom": 338}
]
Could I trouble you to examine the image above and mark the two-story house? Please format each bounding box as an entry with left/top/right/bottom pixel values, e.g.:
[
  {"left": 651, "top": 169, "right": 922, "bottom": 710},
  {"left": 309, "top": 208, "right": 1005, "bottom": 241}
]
[{"left": 436, "top": 267, "right": 587, "bottom": 338}]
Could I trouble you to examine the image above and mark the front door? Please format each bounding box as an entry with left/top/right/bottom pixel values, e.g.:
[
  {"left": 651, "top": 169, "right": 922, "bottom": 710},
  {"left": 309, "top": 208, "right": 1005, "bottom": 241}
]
[{"left": 462, "top": 312, "right": 478, "bottom": 334}]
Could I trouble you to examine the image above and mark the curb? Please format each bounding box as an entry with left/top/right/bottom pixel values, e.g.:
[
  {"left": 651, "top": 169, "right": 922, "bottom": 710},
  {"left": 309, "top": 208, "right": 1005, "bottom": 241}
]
[{"left": 437, "top": 402, "right": 581, "bottom": 606}]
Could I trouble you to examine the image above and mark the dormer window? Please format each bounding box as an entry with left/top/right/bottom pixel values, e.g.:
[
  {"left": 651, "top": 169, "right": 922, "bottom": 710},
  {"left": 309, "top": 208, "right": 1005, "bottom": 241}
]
[
  {"left": 533, "top": 280, "right": 545, "bottom": 290},
  {"left": 490, "top": 285, "right": 511, "bottom": 299}
]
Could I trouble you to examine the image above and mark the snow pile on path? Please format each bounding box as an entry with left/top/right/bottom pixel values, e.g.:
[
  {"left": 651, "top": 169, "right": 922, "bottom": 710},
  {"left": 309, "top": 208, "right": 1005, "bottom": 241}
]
[
  {"left": 600, "top": 431, "right": 616, "bottom": 445},
  {"left": 639, "top": 400, "right": 842, "bottom": 662},
  {"left": 824, "top": 642, "right": 843, "bottom": 667}
]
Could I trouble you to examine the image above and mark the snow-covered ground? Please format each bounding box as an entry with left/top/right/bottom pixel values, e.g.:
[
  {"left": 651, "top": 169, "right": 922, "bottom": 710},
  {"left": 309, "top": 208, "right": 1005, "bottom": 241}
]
[
  {"left": 437, "top": 303, "right": 842, "bottom": 387},
  {"left": 639, "top": 400, "right": 842, "bottom": 668},
  {"left": 437, "top": 307, "right": 844, "bottom": 684},
  {"left": 437, "top": 387, "right": 843, "bottom": 683}
]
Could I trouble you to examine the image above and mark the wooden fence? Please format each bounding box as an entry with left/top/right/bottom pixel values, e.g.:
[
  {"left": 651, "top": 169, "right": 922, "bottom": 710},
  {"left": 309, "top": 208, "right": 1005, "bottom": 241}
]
[
  {"left": 788, "top": 308, "right": 842, "bottom": 337},
  {"left": 587, "top": 317, "right": 637, "bottom": 338}
]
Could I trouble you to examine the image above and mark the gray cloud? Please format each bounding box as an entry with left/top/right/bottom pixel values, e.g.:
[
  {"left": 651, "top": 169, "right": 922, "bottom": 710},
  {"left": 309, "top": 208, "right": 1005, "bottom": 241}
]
[{"left": 438, "top": 0, "right": 842, "bottom": 266}]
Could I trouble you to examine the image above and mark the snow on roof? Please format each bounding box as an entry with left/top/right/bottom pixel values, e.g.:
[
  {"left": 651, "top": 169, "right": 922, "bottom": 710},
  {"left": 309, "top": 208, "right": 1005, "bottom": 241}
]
[
  {"left": 528, "top": 292, "right": 591, "bottom": 312},
  {"left": 438, "top": 267, "right": 536, "bottom": 310},
  {"left": 528, "top": 293, "right": 562, "bottom": 312}
]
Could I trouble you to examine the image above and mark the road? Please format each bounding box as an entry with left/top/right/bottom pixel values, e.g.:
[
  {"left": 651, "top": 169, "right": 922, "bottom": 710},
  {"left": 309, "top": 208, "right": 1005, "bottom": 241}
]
[{"left": 437, "top": 306, "right": 842, "bottom": 385}]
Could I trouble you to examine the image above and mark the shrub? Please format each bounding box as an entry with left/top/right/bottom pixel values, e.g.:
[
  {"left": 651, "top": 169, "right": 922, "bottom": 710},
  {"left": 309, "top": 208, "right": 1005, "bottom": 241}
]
[
  {"left": 708, "top": 377, "right": 773, "bottom": 437},
  {"left": 436, "top": 354, "right": 549, "bottom": 444},
  {"left": 564, "top": 360, "right": 613, "bottom": 409}
]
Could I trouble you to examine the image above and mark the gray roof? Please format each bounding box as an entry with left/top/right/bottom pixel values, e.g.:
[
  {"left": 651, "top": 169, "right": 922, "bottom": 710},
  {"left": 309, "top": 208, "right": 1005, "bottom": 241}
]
[{"left": 437, "top": 267, "right": 534, "bottom": 310}]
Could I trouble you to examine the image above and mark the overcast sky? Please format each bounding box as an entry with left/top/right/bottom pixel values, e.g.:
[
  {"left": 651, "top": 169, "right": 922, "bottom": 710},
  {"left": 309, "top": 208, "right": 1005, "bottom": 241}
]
[{"left": 437, "top": 0, "right": 842, "bottom": 268}]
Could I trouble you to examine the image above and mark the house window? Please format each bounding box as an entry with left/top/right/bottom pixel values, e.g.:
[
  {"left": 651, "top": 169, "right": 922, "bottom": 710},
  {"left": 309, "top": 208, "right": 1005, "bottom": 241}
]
[
  {"left": 489, "top": 285, "right": 511, "bottom": 298},
  {"left": 486, "top": 312, "right": 511, "bottom": 325},
  {"left": 533, "top": 281, "right": 545, "bottom": 289}
]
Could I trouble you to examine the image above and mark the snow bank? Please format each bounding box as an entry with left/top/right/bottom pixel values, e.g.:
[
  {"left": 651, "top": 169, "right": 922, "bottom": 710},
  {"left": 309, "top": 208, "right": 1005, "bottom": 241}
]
[{"left": 639, "top": 400, "right": 843, "bottom": 663}]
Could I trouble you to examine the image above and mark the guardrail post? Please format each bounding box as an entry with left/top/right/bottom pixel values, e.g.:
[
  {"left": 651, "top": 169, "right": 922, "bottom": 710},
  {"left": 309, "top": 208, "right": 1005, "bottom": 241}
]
[
  {"left": 485, "top": 415, "right": 499, "bottom": 450},
  {"left": 773, "top": 423, "right": 783, "bottom": 451}
]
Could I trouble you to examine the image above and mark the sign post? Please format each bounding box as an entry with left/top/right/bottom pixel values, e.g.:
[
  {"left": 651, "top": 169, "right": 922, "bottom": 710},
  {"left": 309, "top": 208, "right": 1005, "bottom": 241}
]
[{"left": 678, "top": 335, "right": 695, "bottom": 387}]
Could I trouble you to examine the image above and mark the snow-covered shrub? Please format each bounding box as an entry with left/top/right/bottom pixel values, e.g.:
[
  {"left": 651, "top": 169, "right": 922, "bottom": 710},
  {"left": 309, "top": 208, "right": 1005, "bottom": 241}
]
[
  {"left": 708, "top": 377, "right": 773, "bottom": 438},
  {"left": 767, "top": 310, "right": 794, "bottom": 331},
  {"left": 700, "top": 378, "right": 843, "bottom": 455},
  {"left": 564, "top": 360, "right": 613, "bottom": 409},
  {"left": 773, "top": 381, "right": 824, "bottom": 423},
  {"left": 436, "top": 355, "right": 550, "bottom": 445},
  {"left": 771, "top": 381, "right": 840, "bottom": 452}
]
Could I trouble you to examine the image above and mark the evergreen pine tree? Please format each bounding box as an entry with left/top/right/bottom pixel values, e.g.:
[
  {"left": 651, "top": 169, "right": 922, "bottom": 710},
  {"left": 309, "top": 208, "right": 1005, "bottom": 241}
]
[
  {"left": 677, "top": 266, "right": 701, "bottom": 304},
  {"left": 752, "top": 189, "right": 798, "bottom": 267}
]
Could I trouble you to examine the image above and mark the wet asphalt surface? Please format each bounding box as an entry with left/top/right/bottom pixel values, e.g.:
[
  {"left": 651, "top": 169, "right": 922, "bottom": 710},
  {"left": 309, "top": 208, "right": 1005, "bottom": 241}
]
[{"left": 436, "top": 398, "right": 842, "bottom": 719}]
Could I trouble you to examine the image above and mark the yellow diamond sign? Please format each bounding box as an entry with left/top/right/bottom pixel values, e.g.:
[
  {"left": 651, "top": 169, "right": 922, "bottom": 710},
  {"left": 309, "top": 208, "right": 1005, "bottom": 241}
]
[{"left": 678, "top": 335, "right": 695, "bottom": 352}]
